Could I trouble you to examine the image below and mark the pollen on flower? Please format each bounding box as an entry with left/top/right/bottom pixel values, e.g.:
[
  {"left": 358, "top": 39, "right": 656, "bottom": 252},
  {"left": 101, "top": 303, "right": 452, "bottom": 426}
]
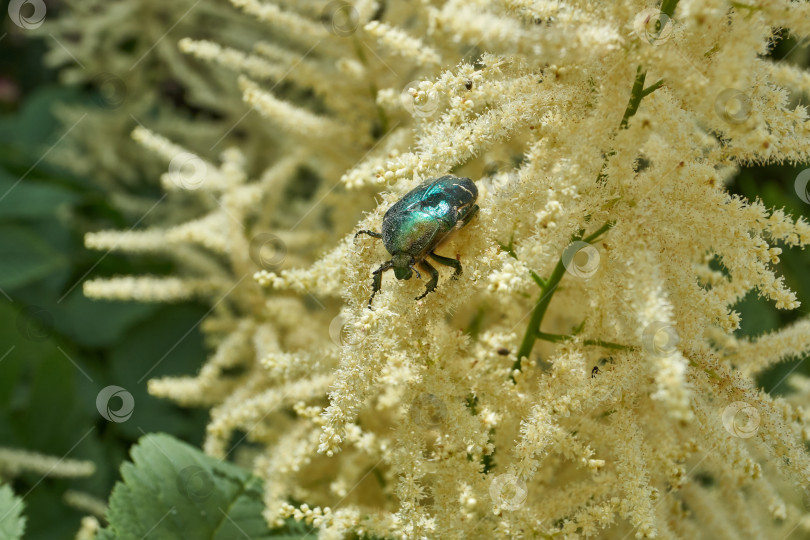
[{"left": 487, "top": 250, "right": 531, "bottom": 293}]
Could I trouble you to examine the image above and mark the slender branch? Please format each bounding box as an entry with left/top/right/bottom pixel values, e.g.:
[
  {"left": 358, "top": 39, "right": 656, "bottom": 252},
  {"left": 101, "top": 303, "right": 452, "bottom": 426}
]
[
  {"left": 620, "top": 66, "right": 647, "bottom": 129},
  {"left": 598, "top": 67, "right": 664, "bottom": 182},
  {"left": 583, "top": 221, "right": 614, "bottom": 243},
  {"left": 535, "top": 332, "right": 637, "bottom": 351},
  {"left": 641, "top": 79, "right": 664, "bottom": 98},
  {"left": 661, "top": 0, "right": 680, "bottom": 18},
  {"left": 512, "top": 222, "right": 613, "bottom": 374},
  {"left": 513, "top": 252, "right": 569, "bottom": 372},
  {"left": 530, "top": 271, "right": 546, "bottom": 288},
  {"left": 621, "top": 70, "right": 665, "bottom": 130}
]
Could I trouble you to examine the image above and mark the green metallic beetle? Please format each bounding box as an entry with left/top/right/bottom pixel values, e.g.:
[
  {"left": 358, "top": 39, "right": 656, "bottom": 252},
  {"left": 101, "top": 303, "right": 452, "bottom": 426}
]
[{"left": 355, "top": 175, "right": 479, "bottom": 309}]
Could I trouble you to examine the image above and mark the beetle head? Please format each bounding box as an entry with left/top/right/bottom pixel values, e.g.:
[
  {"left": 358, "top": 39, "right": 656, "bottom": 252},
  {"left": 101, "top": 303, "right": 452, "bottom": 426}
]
[{"left": 391, "top": 253, "right": 414, "bottom": 280}]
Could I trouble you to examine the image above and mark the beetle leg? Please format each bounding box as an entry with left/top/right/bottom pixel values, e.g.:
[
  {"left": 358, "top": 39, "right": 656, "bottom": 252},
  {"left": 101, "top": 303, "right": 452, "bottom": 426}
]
[
  {"left": 415, "top": 260, "right": 439, "bottom": 300},
  {"left": 411, "top": 265, "right": 422, "bottom": 279},
  {"left": 429, "top": 251, "right": 462, "bottom": 278},
  {"left": 355, "top": 229, "right": 382, "bottom": 240},
  {"left": 368, "top": 260, "right": 393, "bottom": 309}
]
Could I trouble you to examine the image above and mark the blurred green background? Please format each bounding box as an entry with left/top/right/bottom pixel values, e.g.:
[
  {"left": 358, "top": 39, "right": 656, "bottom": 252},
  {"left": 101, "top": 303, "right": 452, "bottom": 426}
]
[
  {"left": 0, "top": 6, "right": 808, "bottom": 540},
  {"left": 0, "top": 9, "right": 210, "bottom": 538}
]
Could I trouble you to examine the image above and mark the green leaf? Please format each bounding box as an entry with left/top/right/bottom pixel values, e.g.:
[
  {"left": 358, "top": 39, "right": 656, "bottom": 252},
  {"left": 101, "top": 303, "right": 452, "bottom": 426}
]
[
  {"left": 20, "top": 344, "right": 85, "bottom": 453},
  {"left": 0, "top": 484, "right": 27, "bottom": 540},
  {"left": 0, "top": 224, "right": 66, "bottom": 289},
  {"left": 102, "top": 433, "right": 308, "bottom": 540},
  {"left": 732, "top": 290, "right": 779, "bottom": 338},
  {"left": 0, "top": 86, "right": 82, "bottom": 148},
  {"left": 0, "top": 168, "right": 79, "bottom": 219},
  {"left": 53, "top": 291, "right": 158, "bottom": 348},
  {"left": 109, "top": 305, "right": 209, "bottom": 440}
]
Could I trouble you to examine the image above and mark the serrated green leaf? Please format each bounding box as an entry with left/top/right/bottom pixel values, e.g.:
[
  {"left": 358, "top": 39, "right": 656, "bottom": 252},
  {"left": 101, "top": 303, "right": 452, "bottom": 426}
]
[
  {"left": 102, "top": 433, "right": 309, "bottom": 540},
  {"left": 0, "top": 224, "right": 66, "bottom": 289},
  {"left": 0, "top": 484, "right": 27, "bottom": 540}
]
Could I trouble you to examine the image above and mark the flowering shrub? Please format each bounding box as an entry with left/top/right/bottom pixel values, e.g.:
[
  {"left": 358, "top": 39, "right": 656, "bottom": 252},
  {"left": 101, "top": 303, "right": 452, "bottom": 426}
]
[{"left": 69, "top": 0, "right": 810, "bottom": 537}]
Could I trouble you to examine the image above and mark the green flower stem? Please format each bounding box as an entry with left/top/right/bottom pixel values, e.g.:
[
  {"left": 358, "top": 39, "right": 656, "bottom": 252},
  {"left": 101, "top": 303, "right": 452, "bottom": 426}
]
[
  {"left": 502, "top": 236, "right": 547, "bottom": 287},
  {"left": 598, "top": 68, "right": 665, "bottom": 181},
  {"left": 535, "top": 331, "right": 636, "bottom": 351},
  {"left": 642, "top": 78, "right": 664, "bottom": 98},
  {"left": 583, "top": 221, "right": 614, "bottom": 243},
  {"left": 530, "top": 270, "right": 546, "bottom": 288},
  {"left": 514, "top": 250, "right": 569, "bottom": 371},
  {"left": 620, "top": 71, "right": 664, "bottom": 129},
  {"left": 661, "top": 0, "right": 680, "bottom": 17},
  {"left": 511, "top": 0, "right": 678, "bottom": 374},
  {"left": 620, "top": 66, "right": 648, "bottom": 129},
  {"left": 513, "top": 222, "right": 614, "bottom": 374}
]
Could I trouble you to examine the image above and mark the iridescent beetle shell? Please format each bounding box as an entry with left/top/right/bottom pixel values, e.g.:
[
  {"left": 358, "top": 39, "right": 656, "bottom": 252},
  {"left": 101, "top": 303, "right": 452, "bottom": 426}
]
[{"left": 355, "top": 175, "right": 479, "bottom": 309}]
